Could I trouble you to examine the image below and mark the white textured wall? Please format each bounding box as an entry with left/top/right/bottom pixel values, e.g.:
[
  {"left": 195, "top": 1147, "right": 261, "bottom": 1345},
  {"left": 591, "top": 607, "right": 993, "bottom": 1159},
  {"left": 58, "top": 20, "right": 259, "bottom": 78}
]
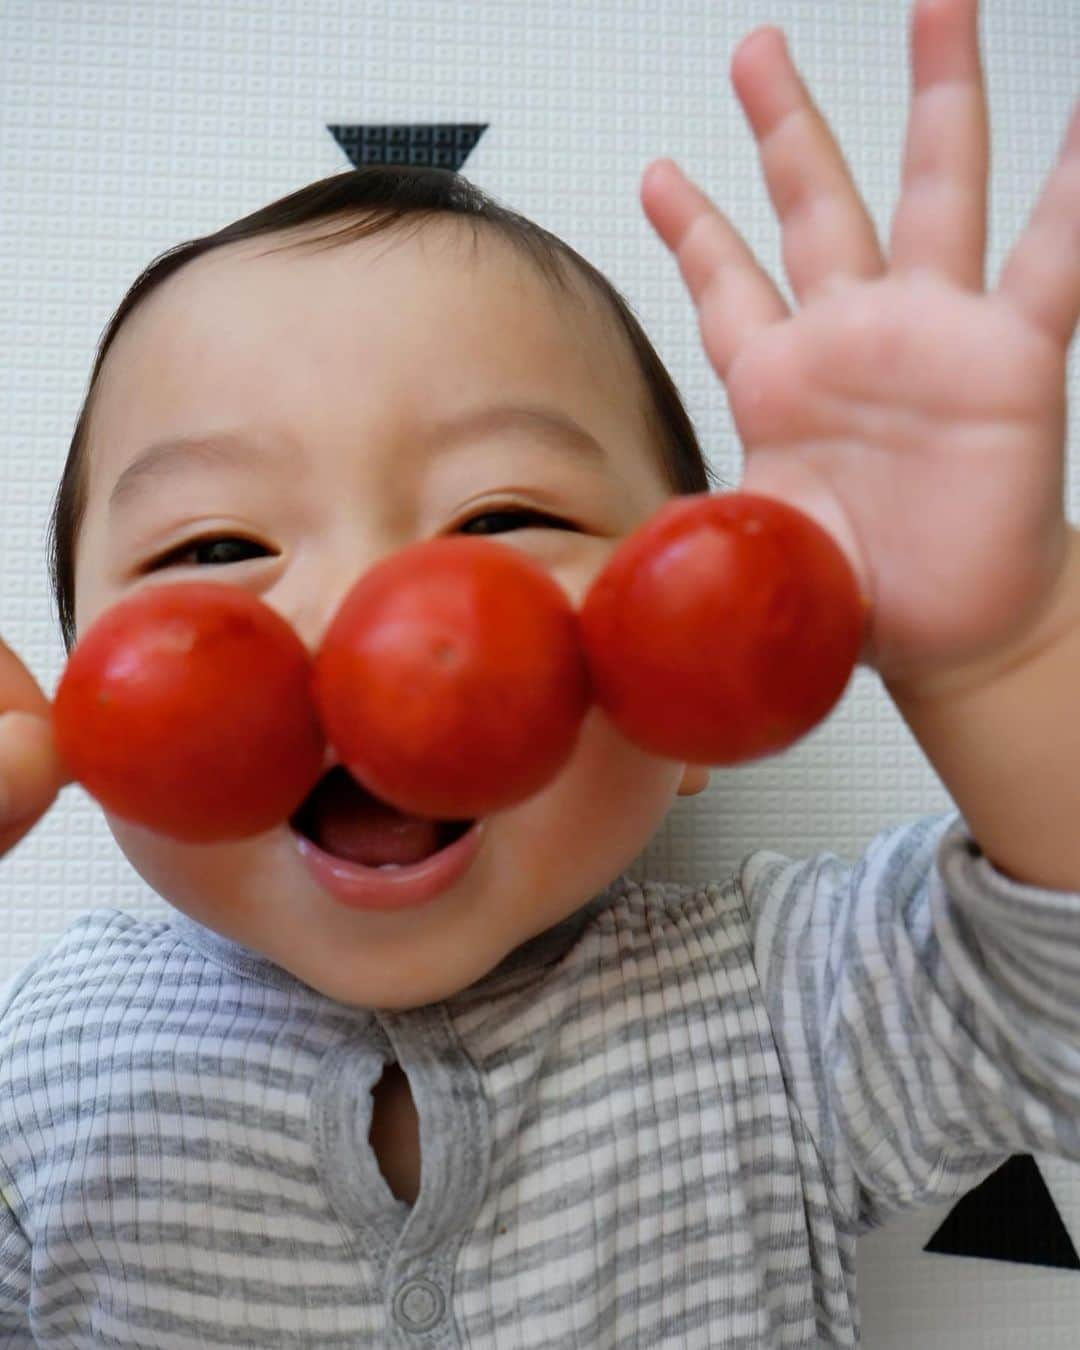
[{"left": 2, "top": 1, "right": 1077, "bottom": 1344}]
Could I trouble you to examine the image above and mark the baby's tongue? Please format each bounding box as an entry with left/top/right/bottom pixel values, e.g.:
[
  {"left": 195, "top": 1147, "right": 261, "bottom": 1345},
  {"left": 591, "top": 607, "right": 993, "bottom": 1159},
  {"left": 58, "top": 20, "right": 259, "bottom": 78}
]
[{"left": 310, "top": 770, "right": 442, "bottom": 866}]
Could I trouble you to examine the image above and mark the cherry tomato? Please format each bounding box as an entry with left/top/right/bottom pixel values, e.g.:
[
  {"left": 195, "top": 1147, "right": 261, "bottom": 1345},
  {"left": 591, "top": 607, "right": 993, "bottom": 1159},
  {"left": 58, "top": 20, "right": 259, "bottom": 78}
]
[
  {"left": 313, "top": 537, "right": 591, "bottom": 819},
  {"left": 579, "top": 492, "right": 868, "bottom": 764},
  {"left": 52, "top": 583, "right": 325, "bottom": 842}
]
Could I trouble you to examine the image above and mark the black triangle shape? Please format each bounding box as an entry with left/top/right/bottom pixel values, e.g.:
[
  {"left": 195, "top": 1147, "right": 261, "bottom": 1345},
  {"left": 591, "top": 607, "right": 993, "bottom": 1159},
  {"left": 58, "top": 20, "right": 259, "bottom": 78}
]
[
  {"left": 327, "top": 123, "right": 488, "bottom": 172},
  {"left": 924, "top": 1154, "right": 1080, "bottom": 1271}
]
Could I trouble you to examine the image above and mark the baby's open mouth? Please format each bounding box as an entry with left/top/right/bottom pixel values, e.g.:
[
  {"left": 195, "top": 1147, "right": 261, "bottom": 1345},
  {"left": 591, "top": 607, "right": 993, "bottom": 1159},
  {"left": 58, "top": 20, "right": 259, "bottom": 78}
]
[{"left": 289, "top": 765, "right": 474, "bottom": 867}]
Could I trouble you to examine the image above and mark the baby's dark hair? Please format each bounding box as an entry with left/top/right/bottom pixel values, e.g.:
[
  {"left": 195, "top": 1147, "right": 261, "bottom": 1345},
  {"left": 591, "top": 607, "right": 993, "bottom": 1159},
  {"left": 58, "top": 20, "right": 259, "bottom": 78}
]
[{"left": 46, "top": 164, "right": 720, "bottom": 655}]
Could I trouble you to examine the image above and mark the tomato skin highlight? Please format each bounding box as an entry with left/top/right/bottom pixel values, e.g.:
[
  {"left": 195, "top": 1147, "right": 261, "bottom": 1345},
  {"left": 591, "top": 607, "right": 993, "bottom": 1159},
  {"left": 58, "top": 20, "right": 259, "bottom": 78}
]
[
  {"left": 313, "top": 537, "right": 592, "bottom": 820},
  {"left": 52, "top": 583, "right": 326, "bottom": 842},
  {"left": 579, "top": 492, "right": 869, "bottom": 765}
]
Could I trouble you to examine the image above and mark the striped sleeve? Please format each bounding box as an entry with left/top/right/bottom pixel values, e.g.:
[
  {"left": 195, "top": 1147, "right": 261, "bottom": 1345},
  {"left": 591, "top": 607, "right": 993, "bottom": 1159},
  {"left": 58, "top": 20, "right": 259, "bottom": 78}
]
[
  {"left": 0, "top": 939, "right": 69, "bottom": 1343},
  {"left": 0, "top": 1119, "right": 31, "bottom": 1345},
  {"left": 740, "top": 811, "right": 1080, "bottom": 1234},
  {"left": 0, "top": 1194, "right": 31, "bottom": 1345}
]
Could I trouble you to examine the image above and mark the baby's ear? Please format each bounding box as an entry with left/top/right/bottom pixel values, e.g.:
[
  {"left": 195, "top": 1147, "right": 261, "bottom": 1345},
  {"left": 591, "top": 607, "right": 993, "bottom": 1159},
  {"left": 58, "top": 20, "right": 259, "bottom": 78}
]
[{"left": 677, "top": 764, "right": 710, "bottom": 796}]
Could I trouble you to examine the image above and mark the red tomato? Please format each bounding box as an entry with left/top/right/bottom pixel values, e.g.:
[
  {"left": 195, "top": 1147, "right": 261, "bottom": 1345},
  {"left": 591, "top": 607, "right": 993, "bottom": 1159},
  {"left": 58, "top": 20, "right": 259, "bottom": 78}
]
[
  {"left": 52, "top": 583, "right": 325, "bottom": 842},
  {"left": 579, "top": 492, "right": 868, "bottom": 764},
  {"left": 313, "top": 537, "right": 591, "bottom": 819}
]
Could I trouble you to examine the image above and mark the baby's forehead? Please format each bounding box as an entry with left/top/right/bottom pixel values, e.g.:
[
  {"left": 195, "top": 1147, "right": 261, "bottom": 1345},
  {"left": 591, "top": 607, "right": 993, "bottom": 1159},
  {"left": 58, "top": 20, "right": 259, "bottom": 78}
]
[
  {"left": 100, "top": 219, "right": 633, "bottom": 417},
  {"left": 132, "top": 218, "right": 607, "bottom": 354},
  {"left": 87, "top": 217, "right": 650, "bottom": 489}
]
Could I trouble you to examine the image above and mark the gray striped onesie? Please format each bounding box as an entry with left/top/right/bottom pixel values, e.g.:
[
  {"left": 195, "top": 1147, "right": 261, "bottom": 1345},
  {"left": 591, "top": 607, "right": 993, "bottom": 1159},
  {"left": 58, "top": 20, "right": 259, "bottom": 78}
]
[{"left": 2, "top": 810, "right": 1078, "bottom": 1347}]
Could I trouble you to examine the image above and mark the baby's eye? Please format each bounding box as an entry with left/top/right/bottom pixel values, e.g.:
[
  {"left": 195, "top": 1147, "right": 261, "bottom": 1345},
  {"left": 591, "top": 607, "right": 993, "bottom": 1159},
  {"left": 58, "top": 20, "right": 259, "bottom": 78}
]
[
  {"left": 457, "top": 507, "right": 578, "bottom": 535},
  {"left": 149, "top": 510, "right": 577, "bottom": 570},
  {"left": 151, "top": 535, "right": 271, "bottom": 569}
]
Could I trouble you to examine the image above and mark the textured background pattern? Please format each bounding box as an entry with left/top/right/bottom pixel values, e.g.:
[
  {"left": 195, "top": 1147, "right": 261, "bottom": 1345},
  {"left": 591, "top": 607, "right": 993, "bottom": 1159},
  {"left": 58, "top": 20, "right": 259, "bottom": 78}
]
[{"left": 1, "top": 1, "right": 1078, "bottom": 1343}]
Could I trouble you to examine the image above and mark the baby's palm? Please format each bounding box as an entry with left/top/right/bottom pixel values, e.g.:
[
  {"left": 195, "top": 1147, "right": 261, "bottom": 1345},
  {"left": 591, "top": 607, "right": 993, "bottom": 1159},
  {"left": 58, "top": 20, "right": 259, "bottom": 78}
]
[
  {"left": 642, "top": 0, "right": 1078, "bottom": 692},
  {"left": 725, "top": 272, "right": 1065, "bottom": 684}
]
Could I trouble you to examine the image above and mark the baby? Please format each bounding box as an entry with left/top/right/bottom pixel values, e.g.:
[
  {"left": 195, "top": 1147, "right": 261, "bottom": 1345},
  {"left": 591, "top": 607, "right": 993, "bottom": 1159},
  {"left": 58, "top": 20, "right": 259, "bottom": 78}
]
[{"left": 2, "top": 0, "right": 1079, "bottom": 1344}]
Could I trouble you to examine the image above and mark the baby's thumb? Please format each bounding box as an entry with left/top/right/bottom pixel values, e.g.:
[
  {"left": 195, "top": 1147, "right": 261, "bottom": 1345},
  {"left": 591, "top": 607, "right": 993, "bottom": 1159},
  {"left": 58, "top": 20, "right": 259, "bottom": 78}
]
[{"left": 0, "top": 710, "right": 70, "bottom": 857}]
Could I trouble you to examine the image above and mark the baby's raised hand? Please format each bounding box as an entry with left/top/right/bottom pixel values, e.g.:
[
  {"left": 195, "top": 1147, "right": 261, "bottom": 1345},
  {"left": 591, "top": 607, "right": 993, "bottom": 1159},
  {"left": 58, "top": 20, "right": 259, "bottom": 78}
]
[
  {"left": 0, "top": 638, "right": 69, "bottom": 857},
  {"left": 641, "top": 0, "right": 1079, "bottom": 695}
]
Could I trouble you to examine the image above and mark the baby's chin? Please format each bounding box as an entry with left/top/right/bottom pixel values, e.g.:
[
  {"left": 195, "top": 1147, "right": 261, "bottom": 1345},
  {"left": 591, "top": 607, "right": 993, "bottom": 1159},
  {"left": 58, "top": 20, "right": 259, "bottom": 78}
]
[
  {"left": 100, "top": 806, "right": 562, "bottom": 1009},
  {"left": 99, "top": 712, "right": 685, "bottom": 1007}
]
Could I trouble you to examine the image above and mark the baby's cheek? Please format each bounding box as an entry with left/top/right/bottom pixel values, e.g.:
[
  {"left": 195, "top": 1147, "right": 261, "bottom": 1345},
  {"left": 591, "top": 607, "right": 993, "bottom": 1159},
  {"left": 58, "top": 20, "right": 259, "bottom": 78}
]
[
  {"left": 522, "top": 704, "right": 683, "bottom": 865},
  {"left": 575, "top": 703, "right": 683, "bottom": 791},
  {"left": 103, "top": 812, "right": 255, "bottom": 921},
  {"left": 491, "top": 708, "right": 682, "bottom": 940}
]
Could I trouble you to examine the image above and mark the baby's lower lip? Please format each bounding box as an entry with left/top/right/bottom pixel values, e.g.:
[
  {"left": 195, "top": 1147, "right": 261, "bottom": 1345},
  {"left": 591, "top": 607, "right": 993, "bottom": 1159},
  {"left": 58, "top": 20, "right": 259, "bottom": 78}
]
[{"left": 289, "top": 817, "right": 486, "bottom": 911}]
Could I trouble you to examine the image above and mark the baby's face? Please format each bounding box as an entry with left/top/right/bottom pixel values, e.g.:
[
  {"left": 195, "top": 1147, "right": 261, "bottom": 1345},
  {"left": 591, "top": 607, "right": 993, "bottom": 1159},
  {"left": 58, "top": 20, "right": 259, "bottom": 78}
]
[{"left": 72, "top": 217, "right": 709, "bottom": 1009}]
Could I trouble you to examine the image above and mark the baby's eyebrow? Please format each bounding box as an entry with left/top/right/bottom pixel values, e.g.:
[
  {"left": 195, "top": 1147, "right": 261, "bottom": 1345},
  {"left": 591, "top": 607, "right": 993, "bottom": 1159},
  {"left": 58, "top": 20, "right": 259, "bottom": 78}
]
[
  {"left": 107, "top": 405, "right": 609, "bottom": 517},
  {"left": 418, "top": 404, "right": 608, "bottom": 465},
  {"left": 107, "top": 433, "right": 284, "bottom": 516}
]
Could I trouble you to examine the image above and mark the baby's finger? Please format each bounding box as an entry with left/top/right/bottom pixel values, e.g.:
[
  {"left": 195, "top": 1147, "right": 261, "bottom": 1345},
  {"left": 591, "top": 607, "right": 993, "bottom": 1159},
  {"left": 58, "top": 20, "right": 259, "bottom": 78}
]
[
  {"left": 997, "top": 99, "right": 1080, "bottom": 348},
  {"left": 729, "top": 26, "right": 884, "bottom": 303},
  {"left": 640, "top": 158, "right": 787, "bottom": 379},
  {"left": 0, "top": 712, "right": 67, "bottom": 857},
  {"left": 0, "top": 636, "right": 71, "bottom": 857},
  {"left": 889, "top": 0, "right": 989, "bottom": 290}
]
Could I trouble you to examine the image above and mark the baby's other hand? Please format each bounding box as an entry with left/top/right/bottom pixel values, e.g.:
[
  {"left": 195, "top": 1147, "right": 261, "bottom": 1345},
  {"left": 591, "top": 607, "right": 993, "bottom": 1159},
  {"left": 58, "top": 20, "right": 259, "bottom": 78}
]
[
  {"left": 641, "top": 0, "right": 1079, "bottom": 695},
  {"left": 0, "top": 638, "right": 70, "bottom": 857}
]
